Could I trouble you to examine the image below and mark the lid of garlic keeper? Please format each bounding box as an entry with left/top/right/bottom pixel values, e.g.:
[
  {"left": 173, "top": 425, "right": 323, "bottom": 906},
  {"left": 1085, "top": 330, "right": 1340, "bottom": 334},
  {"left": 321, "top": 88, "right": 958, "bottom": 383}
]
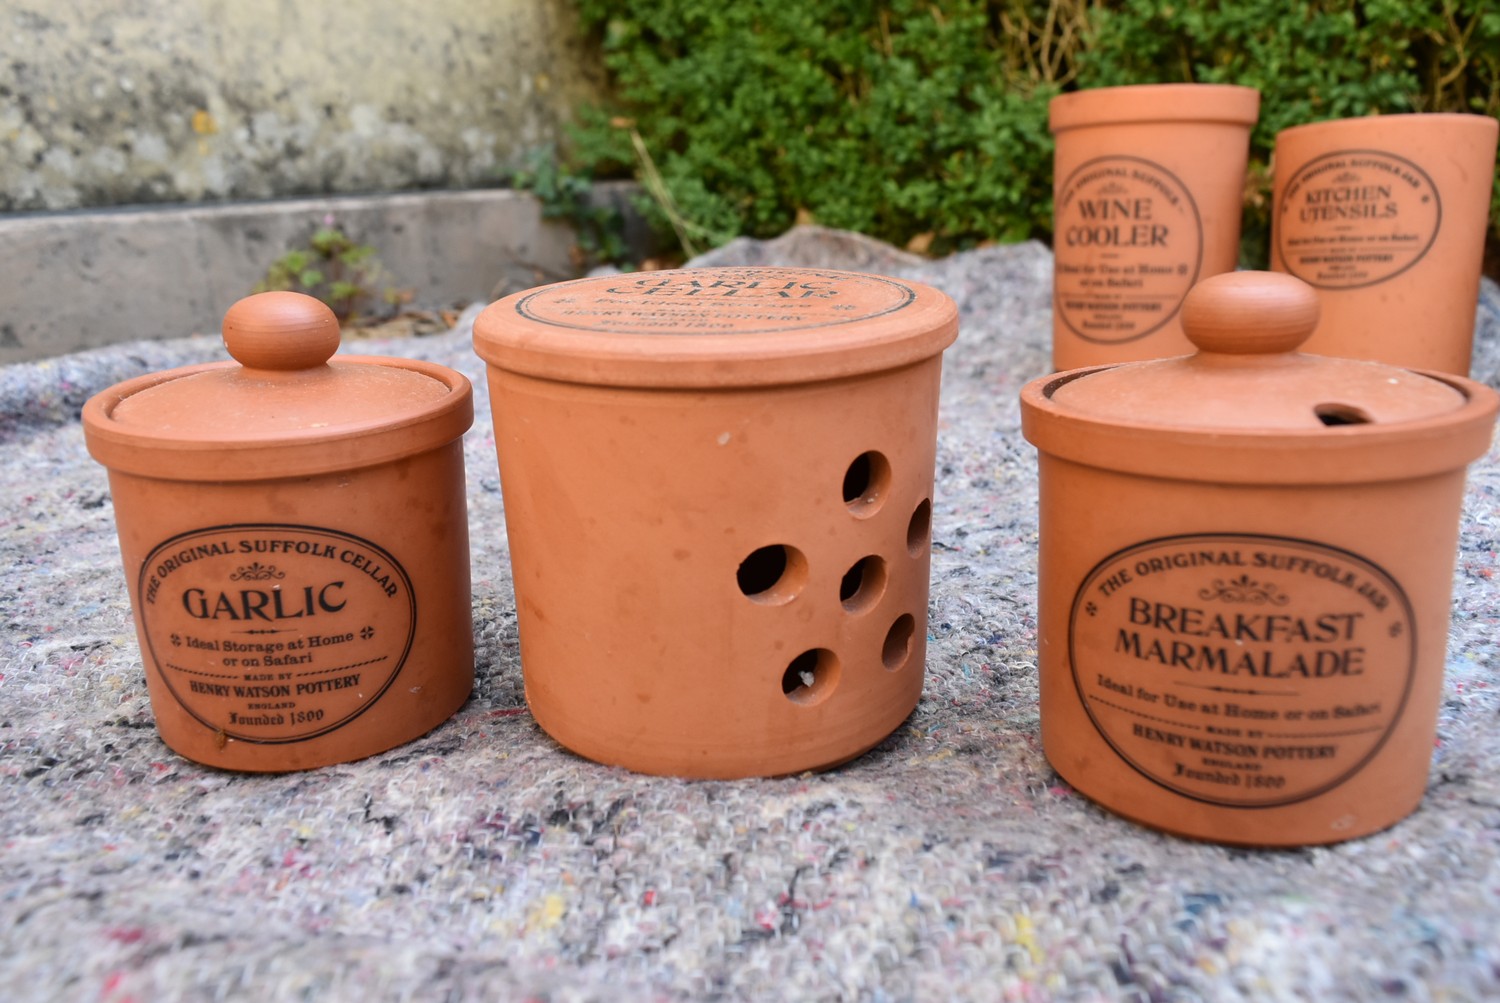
[
  {"left": 1020, "top": 271, "right": 1498, "bottom": 484},
  {"left": 83, "top": 292, "right": 473, "bottom": 481},
  {"left": 473, "top": 266, "right": 959, "bottom": 389}
]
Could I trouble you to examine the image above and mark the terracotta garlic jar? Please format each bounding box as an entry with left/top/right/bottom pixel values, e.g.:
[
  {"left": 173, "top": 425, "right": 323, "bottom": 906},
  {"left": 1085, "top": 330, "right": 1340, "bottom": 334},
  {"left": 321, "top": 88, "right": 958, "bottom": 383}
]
[
  {"left": 1049, "top": 83, "right": 1260, "bottom": 371},
  {"left": 1020, "top": 271, "right": 1497, "bottom": 846},
  {"left": 83, "top": 292, "right": 475, "bottom": 772},
  {"left": 473, "top": 266, "right": 958, "bottom": 779},
  {"left": 1272, "top": 112, "right": 1500, "bottom": 375}
]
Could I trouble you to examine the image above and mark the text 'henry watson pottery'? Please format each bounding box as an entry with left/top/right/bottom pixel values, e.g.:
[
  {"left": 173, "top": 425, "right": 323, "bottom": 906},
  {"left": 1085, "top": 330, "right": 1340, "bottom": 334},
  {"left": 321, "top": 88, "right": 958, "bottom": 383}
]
[
  {"left": 1272, "top": 112, "right": 1500, "bottom": 376},
  {"left": 473, "top": 266, "right": 958, "bottom": 779},
  {"left": 82, "top": 292, "right": 475, "bottom": 772},
  {"left": 1049, "top": 83, "right": 1260, "bottom": 371},
  {"left": 1021, "top": 271, "right": 1497, "bottom": 846}
]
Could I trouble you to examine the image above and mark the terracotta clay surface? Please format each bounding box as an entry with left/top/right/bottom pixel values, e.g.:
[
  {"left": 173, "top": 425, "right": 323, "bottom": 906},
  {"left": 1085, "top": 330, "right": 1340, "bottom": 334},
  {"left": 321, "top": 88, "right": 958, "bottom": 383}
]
[
  {"left": 1272, "top": 113, "right": 1499, "bottom": 375},
  {"left": 473, "top": 267, "right": 958, "bottom": 778},
  {"left": 1049, "top": 83, "right": 1260, "bottom": 371},
  {"left": 1021, "top": 271, "right": 1498, "bottom": 845},
  {"left": 82, "top": 292, "right": 475, "bottom": 771}
]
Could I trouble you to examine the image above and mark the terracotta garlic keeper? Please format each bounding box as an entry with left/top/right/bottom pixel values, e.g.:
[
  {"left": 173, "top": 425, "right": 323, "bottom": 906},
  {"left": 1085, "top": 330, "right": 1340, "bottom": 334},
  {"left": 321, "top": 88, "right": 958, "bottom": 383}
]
[
  {"left": 1272, "top": 112, "right": 1500, "bottom": 376},
  {"left": 1020, "top": 271, "right": 1497, "bottom": 846},
  {"left": 473, "top": 266, "right": 958, "bottom": 779},
  {"left": 82, "top": 292, "right": 475, "bottom": 772},
  {"left": 1049, "top": 83, "right": 1260, "bottom": 371}
]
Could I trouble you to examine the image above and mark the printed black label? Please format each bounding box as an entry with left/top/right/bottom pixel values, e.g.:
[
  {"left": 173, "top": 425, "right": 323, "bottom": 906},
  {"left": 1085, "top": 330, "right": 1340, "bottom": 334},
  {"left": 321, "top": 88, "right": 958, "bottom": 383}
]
[
  {"left": 1054, "top": 156, "right": 1203, "bottom": 344},
  {"left": 1069, "top": 534, "right": 1415, "bottom": 807},
  {"left": 138, "top": 524, "right": 416, "bottom": 744},
  {"left": 1276, "top": 149, "right": 1441, "bottom": 289},
  {"left": 515, "top": 266, "right": 917, "bottom": 336}
]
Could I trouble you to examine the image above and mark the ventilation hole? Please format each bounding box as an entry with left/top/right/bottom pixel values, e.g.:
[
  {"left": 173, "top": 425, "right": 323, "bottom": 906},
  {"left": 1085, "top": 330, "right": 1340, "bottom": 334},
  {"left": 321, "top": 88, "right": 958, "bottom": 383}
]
[
  {"left": 842, "top": 451, "right": 892, "bottom": 517},
  {"left": 781, "top": 648, "right": 839, "bottom": 705},
  {"left": 839, "top": 555, "right": 888, "bottom": 614},
  {"left": 882, "top": 614, "right": 916, "bottom": 670},
  {"left": 736, "top": 545, "right": 807, "bottom": 604},
  {"left": 1315, "top": 403, "right": 1373, "bottom": 426},
  {"left": 737, "top": 545, "right": 785, "bottom": 594},
  {"left": 906, "top": 498, "right": 932, "bottom": 556}
]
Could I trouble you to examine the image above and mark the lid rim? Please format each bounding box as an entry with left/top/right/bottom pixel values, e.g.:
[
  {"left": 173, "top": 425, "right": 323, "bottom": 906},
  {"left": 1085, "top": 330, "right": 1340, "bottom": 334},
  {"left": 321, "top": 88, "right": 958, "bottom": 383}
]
[
  {"left": 1038, "top": 266, "right": 1474, "bottom": 433},
  {"left": 1020, "top": 370, "right": 1499, "bottom": 485},
  {"left": 472, "top": 266, "right": 960, "bottom": 388},
  {"left": 1275, "top": 111, "right": 1500, "bottom": 142},
  {"left": 474, "top": 321, "right": 959, "bottom": 388},
  {"left": 83, "top": 356, "right": 474, "bottom": 480},
  {"left": 1049, "top": 83, "right": 1260, "bottom": 131}
]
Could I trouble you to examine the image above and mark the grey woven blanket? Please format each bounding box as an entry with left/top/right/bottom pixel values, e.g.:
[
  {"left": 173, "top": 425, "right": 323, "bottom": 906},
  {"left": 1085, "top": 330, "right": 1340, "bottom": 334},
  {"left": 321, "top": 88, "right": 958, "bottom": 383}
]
[{"left": 4, "top": 228, "right": 1500, "bottom": 1001}]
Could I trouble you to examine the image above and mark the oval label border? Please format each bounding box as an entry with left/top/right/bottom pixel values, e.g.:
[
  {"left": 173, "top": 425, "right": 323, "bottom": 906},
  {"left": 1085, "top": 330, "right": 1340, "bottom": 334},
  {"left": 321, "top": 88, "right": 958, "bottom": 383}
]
[
  {"left": 515, "top": 267, "right": 919, "bottom": 337},
  {"left": 137, "top": 523, "right": 417, "bottom": 745},
  {"left": 1053, "top": 155, "right": 1204, "bottom": 345},
  {"left": 1276, "top": 148, "right": 1442, "bottom": 290},
  {"left": 1067, "top": 533, "right": 1417, "bottom": 808}
]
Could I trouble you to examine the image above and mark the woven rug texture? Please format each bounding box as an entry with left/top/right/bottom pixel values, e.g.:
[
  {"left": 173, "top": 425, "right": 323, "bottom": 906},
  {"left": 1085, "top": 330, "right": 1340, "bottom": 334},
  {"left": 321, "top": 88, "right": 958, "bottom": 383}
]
[{"left": 3, "top": 228, "right": 1500, "bottom": 1002}]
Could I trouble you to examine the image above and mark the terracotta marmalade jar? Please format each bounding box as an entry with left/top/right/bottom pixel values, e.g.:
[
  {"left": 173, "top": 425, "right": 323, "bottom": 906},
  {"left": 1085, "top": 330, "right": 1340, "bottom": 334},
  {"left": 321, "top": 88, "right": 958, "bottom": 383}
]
[
  {"left": 473, "top": 266, "right": 959, "bottom": 779},
  {"left": 1020, "top": 271, "right": 1497, "bottom": 845},
  {"left": 1049, "top": 83, "right": 1260, "bottom": 370},
  {"left": 83, "top": 292, "right": 475, "bottom": 772}
]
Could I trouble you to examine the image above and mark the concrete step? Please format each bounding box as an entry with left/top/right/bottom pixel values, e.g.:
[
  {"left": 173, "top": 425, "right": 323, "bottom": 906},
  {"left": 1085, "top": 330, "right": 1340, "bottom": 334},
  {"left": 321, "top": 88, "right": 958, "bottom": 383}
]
[{"left": 0, "top": 183, "right": 646, "bottom": 364}]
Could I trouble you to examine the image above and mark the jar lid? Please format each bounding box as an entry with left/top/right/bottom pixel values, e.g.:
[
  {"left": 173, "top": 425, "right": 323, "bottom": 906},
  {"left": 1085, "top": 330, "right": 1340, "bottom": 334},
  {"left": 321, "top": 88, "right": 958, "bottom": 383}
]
[
  {"left": 83, "top": 292, "right": 473, "bottom": 481},
  {"left": 473, "top": 266, "right": 959, "bottom": 388},
  {"left": 1021, "top": 271, "right": 1498, "bottom": 484},
  {"left": 1049, "top": 83, "right": 1260, "bottom": 132}
]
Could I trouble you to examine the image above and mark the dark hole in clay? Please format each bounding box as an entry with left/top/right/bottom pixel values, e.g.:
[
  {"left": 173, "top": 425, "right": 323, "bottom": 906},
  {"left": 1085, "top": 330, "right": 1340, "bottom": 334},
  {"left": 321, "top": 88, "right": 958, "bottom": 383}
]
[
  {"left": 907, "top": 499, "right": 932, "bottom": 555},
  {"left": 843, "top": 452, "right": 874, "bottom": 503},
  {"left": 1314, "top": 403, "right": 1373, "bottom": 426},
  {"left": 782, "top": 649, "right": 821, "bottom": 696},
  {"left": 737, "top": 545, "right": 788, "bottom": 596},
  {"left": 883, "top": 613, "right": 916, "bottom": 669},
  {"left": 842, "top": 451, "right": 891, "bottom": 514},
  {"left": 840, "top": 555, "right": 887, "bottom": 613}
]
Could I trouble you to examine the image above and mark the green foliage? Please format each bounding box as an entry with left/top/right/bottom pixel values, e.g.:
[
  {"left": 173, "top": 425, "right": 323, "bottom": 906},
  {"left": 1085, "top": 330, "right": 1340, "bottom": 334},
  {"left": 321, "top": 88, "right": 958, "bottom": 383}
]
[
  {"left": 1076, "top": 0, "right": 1500, "bottom": 264},
  {"left": 510, "top": 145, "right": 633, "bottom": 267},
  {"left": 568, "top": 0, "right": 1500, "bottom": 267},
  {"left": 256, "top": 220, "right": 405, "bottom": 323},
  {"left": 572, "top": 0, "right": 1064, "bottom": 256}
]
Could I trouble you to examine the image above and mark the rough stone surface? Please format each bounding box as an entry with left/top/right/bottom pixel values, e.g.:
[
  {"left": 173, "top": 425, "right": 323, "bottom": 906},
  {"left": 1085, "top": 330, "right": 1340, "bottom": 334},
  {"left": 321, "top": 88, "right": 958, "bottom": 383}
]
[
  {"left": 3, "top": 231, "right": 1500, "bottom": 1001},
  {"left": 0, "top": 0, "right": 602, "bottom": 211},
  {"left": 0, "top": 189, "right": 596, "bottom": 364}
]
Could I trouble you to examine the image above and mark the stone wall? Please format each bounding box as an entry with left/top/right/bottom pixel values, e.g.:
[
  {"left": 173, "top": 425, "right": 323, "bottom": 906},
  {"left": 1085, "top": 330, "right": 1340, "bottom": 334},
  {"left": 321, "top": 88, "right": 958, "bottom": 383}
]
[{"left": 1, "top": 0, "right": 603, "bottom": 211}]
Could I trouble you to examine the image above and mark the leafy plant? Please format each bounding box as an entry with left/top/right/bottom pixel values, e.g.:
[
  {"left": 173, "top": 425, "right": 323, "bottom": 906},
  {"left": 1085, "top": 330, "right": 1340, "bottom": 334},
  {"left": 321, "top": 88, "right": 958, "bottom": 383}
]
[
  {"left": 571, "top": 0, "right": 1066, "bottom": 257},
  {"left": 1074, "top": 0, "right": 1500, "bottom": 265},
  {"left": 568, "top": 0, "right": 1500, "bottom": 269},
  {"left": 256, "top": 217, "right": 407, "bottom": 323},
  {"left": 510, "top": 146, "right": 635, "bottom": 267}
]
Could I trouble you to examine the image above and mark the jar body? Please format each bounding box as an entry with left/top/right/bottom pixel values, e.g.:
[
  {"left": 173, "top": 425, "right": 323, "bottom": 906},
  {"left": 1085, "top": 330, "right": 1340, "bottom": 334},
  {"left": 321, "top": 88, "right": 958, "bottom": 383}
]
[
  {"left": 486, "top": 360, "right": 942, "bottom": 778},
  {"left": 1271, "top": 113, "right": 1499, "bottom": 376},
  {"left": 106, "top": 443, "right": 473, "bottom": 771},
  {"left": 1035, "top": 454, "right": 1466, "bottom": 845},
  {"left": 1050, "top": 84, "right": 1259, "bottom": 370}
]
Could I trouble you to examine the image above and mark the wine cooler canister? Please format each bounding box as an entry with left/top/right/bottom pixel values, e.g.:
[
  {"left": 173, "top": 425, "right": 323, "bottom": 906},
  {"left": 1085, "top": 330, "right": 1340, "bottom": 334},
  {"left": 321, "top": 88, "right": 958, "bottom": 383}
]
[{"left": 1049, "top": 83, "right": 1260, "bottom": 370}]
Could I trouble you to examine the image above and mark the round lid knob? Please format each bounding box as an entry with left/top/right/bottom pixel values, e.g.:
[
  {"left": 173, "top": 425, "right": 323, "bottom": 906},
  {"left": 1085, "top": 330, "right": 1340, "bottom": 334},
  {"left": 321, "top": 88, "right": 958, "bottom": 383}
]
[
  {"left": 222, "top": 291, "right": 341, "bottom": 370},
  {"left": 83, "top": 287, "right": 471, "bottom": 482},
  {"left": 1180, "top": 270, "right": 1320, "bottom": 356}
]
